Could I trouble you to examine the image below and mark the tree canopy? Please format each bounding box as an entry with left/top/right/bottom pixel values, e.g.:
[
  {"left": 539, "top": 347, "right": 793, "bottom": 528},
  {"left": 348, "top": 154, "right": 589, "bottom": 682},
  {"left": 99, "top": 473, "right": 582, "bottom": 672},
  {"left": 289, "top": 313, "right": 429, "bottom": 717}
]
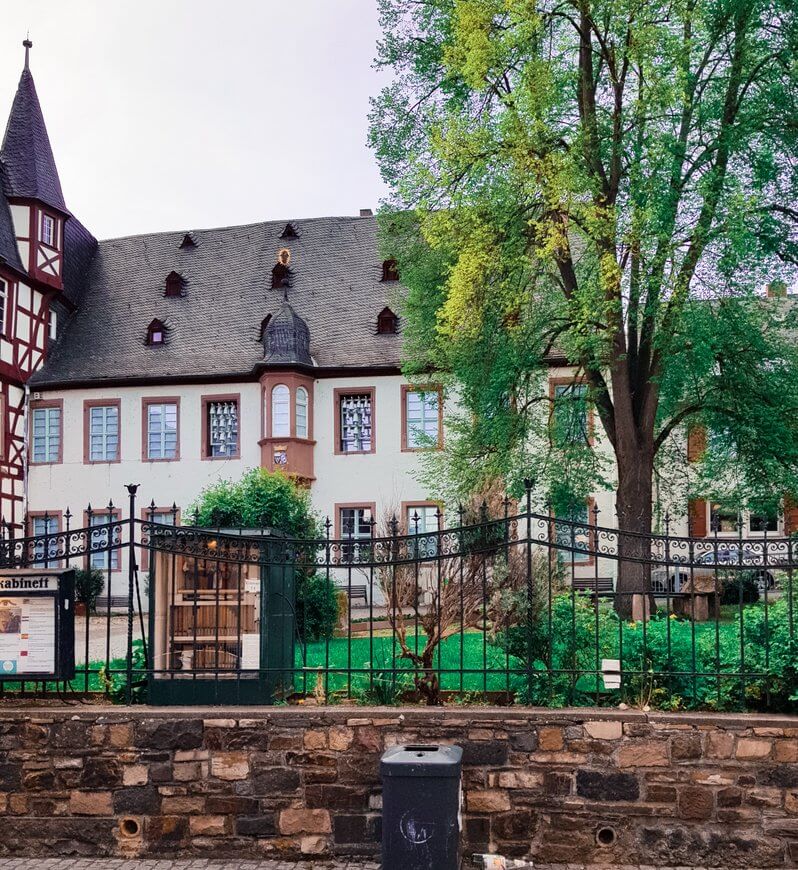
[{"left": 369, "top": 0, "right": 798, "bottom": 535}]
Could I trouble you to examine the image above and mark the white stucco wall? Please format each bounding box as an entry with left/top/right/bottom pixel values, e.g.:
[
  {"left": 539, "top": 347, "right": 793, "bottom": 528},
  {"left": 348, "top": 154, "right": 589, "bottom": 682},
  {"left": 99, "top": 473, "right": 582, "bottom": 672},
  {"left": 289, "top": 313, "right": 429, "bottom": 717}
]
[{"left": 25, "top": 375, "right": 436, "bottom": 596}]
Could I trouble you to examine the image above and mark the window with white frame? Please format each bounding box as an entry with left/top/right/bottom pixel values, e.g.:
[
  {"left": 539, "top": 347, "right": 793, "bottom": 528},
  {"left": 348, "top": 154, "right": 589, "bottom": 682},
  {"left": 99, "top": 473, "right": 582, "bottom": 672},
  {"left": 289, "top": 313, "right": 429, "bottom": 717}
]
[
  {"left": 552, "top": 382, "right": 590, "bottom": 444},
  {"left": 146, "top": 402, "right": 178, "bottom": 460},
  {"left": 41, "top": 213, "right": 55, "bottom": 247},
  {"left": 89, "top": 512, "right": 120, "bottom": 570},
  {"left": 207, "top": 400, "right": 238, "bottom": 457},
  {"left": 271, "top": 385, "right": 290, "bottom": 437},
  {"left": 405, "top": 389, "right": 440, "bottom": 448},
  {"left": 31, "top": 406, "right": 61, "bottom": 463},
  {"left": 88, "top": 404, "right": 119, "bottom": 462},
  {"left": 749, "top": 510, "right": 778, "bottom": 533},
  {"left": 339, "top": 393, "right": 372, "bottom": 452},
  {"left": 0, "top": 280, "right": 6, "bottom": 335},
  {"left": 49, "top": 308, "right": 57, "bottom": 341},
  {"left": 407, "top": 505, "right": 441, "bottom": 557},
  {"left": 296, "top": 386, "right": 309, "bottom": 438},
  {"left": 340, "top": 506, "right": 373, "bottom": 561},
  {"left": 554, "top": 503, "right": 592, "bottom": 563},
  {"left": 31, "top": 515, "right": 59, "bottom": 567}
]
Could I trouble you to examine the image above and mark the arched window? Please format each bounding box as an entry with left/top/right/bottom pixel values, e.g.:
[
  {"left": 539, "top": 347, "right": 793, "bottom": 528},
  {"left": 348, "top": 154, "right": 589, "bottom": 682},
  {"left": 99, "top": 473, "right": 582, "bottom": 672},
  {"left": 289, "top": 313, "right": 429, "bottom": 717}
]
[
  {"left": 164, "top": 271, "right": 184, "bottom": 297},
  {"left": 271, "top": 385, "right": 290, "bottom": 437},
  {"left": 296, "top": 387, "right": 309, "bottom": 438}
]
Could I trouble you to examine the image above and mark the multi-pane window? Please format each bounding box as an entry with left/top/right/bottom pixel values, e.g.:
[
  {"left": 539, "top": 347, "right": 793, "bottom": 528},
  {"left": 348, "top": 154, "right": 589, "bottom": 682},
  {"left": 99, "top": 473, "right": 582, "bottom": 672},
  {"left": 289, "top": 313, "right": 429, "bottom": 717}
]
[
  {"left": 405, "top": 390, "right": 440, "bottom": 449},
  {"left": 296, "top": 387, "right": 309, "bottom": 438},
  {"left": 89, "top": 513, "right": 120, "bottom": 571},
  {"left": 271, "top": 385, "right": 290, "bottom": 437},
  {"left": 31, "top": 406, "right": 61, "bottom": 463},
  {"left": 339, "top": 393, "right": 372, "bottom": 453},
  {"left": 207, "top": 400, "right": 238, "bottom": 457},
  {"left": 749, "top": 510, "right": 778, "bottom": 533},
  {"left": 407, "top": 505, "right": 440, "bottom": 558},
  {"left": 31, "top": 515, "right": 59, "bottom": 567},
  {"left": 710, "top": 504, "right": 738, "bottom": 533},
  {"left": 146, "top": 402, "right": 178, "bottom": 460},
  {"left": 552, "top": 383, "right": 590, "bottom": 444},
  {"left": 0, "top": 280, "right": 5, "bottom": 335},
  {"left": 340, "top": 506, "right": 373, "bottom": 561},
  {"left": 88, "top": 404, "right": 119, "bottom": 462},
  {"left": 554, "top": 504, "right": 591, "bottom": 563},
  {"left": 41, "top": 214, "right": 55, "bottom": 247}
]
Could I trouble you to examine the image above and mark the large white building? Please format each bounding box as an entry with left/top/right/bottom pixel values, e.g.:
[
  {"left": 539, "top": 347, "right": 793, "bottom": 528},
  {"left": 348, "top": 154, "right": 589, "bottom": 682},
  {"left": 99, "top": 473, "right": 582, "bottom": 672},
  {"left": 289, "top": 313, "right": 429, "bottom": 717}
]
[{"left": 0, "top": 46, "right": 443, "bottom": 595}]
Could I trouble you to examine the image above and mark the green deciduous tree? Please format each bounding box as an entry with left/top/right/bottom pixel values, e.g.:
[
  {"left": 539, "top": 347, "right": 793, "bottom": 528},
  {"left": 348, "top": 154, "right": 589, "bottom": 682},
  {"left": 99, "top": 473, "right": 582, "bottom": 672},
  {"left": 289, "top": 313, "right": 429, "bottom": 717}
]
[{"left": 369, "top": 0, "right": 798, "bottom": 614}]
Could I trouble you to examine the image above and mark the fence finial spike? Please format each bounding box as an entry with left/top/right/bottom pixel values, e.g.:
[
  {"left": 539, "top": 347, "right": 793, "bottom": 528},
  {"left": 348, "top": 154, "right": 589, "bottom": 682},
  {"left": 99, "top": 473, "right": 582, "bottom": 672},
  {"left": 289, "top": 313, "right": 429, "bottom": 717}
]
[{"left": 523, "top": 477, "right": 533, "bottom": 491}]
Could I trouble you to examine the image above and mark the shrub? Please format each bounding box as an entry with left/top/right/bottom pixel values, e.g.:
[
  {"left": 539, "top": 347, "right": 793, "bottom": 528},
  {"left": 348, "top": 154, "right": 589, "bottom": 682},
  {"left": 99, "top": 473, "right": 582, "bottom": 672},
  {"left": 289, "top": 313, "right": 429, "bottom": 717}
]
[
  {"left": 719, "top": 571, "right": 760, "bottom": 605},
  {"left": 74, "top": 568, "right": 104, "bottom": 612},
  {"left": 296, "top": 574, "right": 341, "bottom": 642}
]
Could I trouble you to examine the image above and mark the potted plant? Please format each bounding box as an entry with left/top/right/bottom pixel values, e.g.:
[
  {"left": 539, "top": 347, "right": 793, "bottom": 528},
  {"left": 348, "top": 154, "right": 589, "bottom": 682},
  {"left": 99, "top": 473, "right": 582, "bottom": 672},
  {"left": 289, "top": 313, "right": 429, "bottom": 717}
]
[{"left": 74, "top": 567, "right": 104, "bottom": 616}]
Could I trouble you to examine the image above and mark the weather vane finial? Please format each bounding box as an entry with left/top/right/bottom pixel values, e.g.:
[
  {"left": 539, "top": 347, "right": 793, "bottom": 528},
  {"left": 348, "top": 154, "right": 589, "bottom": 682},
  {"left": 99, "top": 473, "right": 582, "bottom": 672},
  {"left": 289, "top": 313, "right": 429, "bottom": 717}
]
[{"left": 23, "top": 36, "right": 32, "bottom": 71}]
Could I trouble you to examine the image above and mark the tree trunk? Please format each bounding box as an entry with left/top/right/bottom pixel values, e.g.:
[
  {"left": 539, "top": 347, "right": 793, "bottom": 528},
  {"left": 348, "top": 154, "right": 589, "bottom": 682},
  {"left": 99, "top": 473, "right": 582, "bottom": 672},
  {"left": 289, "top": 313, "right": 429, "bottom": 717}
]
[{"left": 614, "top": 441, "right": 655, "bottom": 619}]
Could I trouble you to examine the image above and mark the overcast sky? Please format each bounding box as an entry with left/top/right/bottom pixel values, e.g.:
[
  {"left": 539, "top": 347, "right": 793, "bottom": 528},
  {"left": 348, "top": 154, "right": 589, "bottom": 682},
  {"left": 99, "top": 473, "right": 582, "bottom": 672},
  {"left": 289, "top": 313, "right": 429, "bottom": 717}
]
[{"left": 0, "top": 1, "right": 389, "bottom": 240}]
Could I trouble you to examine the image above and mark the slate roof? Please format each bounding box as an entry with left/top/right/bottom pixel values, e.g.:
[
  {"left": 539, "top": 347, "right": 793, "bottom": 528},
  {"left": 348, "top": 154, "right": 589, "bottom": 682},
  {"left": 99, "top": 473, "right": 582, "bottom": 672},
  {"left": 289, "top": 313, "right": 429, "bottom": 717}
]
[
  {"left": 0, "top": 69, "right": 67, "bottom": 213},
  {"left": 31, "top": 215, "right": 404, "bottom": 386},
  {"left": 0, "top": 170, "right": 24, "bottom": 274},
  {"left": 61, "top": 216, "right": 98, "bottom": 306}
]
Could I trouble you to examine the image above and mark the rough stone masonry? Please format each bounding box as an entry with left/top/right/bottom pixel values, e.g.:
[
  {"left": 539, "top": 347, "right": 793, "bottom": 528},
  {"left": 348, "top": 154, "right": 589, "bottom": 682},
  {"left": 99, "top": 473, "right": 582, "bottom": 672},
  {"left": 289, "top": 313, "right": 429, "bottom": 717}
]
[{"left": 0, "top": 706, "right": 797, "bottom": 866}]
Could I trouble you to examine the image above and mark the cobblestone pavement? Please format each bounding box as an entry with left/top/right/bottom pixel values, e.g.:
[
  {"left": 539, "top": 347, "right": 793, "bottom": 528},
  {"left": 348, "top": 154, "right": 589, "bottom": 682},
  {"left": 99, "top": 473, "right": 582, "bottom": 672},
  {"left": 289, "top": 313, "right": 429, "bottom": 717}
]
[{"left": 0, "top": 861, "right": 780, "bottom": 870}]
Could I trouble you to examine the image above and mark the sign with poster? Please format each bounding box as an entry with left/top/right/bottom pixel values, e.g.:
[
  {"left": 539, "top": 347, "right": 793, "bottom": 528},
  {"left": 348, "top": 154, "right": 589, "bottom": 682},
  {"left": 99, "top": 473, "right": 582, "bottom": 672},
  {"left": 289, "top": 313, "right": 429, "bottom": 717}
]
[{"left": 0, "top": 569, "right": 75, "bottom": 681}]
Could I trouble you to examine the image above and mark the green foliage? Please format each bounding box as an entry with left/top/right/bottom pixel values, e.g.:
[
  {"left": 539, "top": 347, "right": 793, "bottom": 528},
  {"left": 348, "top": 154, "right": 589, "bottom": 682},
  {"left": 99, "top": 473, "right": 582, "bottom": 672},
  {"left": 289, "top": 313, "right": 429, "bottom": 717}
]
[
  {"left": 296, "top": 574, "right": 341, "bottom": 643},
  {"left": 369, "top": 0, "right": 798, "bottom": 523},
  {"left": 495, "top": 592, "right": 798, "bottom": 712},
  {"left": 720, "top": 572, "right": 761, "bottom": 606},
  {"left": 74, "top": 568, "right": 104, "bottom": 612},
  {"left": 189, "top": 469, "right": 319, "bottom": 539}
]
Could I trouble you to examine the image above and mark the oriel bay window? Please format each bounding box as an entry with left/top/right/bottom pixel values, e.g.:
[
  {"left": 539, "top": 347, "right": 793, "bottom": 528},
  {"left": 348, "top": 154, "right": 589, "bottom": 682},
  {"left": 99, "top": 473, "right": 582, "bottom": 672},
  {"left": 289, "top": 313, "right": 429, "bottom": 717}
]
[
  {"left": 260, "top": 376, "right": 315, "bottom": 480},
  {"left": 31, "top": 401, "right": 62, "bottom": 464},
  {"left": 143, "top": 398, "right": 179, "bottom": 461},
  {"left": 84, "top": 400, "right": 120, "bottom": 463},
  {"left": 402, "top": 386, "right": 442, "bottom": 450},
  {"left": 271, "top": 385, "right": 290, "bottom": 437},
  {"left": 202, "top": 395, "right": 240, "bottom": 459},
  {"left": 335, "top": 388, "right": 375, "bottom": 454}
]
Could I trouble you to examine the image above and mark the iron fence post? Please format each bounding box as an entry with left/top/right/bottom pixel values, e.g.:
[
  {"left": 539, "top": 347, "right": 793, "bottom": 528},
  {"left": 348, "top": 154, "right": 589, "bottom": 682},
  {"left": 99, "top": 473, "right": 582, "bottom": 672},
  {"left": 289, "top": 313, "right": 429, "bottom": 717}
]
[{"left": 125, "top": 484, "right": 140, "bottom": 704}]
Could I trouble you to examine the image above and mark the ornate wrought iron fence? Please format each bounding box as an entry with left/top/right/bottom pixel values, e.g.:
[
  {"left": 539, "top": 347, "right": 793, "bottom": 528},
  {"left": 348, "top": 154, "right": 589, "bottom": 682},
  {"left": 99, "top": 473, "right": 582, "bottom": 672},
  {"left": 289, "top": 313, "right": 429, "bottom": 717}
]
[{"left": 0, "top": 482, "right": 796, "bottom": 710}]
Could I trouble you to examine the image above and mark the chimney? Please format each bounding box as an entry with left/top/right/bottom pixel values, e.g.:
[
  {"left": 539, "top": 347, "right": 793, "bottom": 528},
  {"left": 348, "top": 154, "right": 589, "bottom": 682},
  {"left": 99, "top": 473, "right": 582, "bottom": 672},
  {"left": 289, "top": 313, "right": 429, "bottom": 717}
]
[
  {"left": 767, "top": 280, "right": 787, "bottom": 298},
  {"left": 359, "top": 208, "right": 373, "bottom": 217}
]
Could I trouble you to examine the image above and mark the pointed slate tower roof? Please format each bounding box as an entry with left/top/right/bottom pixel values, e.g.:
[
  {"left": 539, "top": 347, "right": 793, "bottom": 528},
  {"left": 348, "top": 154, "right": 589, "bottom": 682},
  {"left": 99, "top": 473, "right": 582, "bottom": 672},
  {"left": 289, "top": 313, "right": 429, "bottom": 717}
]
[
  {"left": 262, "top": 301, "right": 313, "bottom": 366},
  {"left": 0, "top": 40, "right": 67, "bottom": 213}
]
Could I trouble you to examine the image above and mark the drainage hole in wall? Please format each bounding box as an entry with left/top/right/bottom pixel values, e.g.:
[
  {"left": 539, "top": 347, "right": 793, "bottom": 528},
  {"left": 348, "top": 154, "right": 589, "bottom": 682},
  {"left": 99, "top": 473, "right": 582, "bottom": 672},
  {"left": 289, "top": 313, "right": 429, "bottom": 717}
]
[
  {"left": 596, "top": 826, "right": 616, "bottom": 847},
  {"left": 120, "top": 818, "right": 140, "bottom": 838}
]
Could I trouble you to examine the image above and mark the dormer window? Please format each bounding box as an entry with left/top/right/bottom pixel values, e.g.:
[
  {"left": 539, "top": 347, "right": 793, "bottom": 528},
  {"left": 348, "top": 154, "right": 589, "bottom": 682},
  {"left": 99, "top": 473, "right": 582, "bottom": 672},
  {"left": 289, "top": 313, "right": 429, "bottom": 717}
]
[
  {"left": 146, "top": 319, "right": 166, "bottom": 346},
  {"left": 381, "top": 259, "right": 399, "bottom": 282},
  {"left": 164, "top": 271, "right": 184, "bottom": 297},
  {"left": 41, "top": 213, "right": 56, "bottom": 247},
  {"left": 280, "top": 223, "right": 298, "bottom": 239},
  {"left": 179, "top": 233, "right": 196, "bottom": 249},
  {"left": 377, "top": 306, "right": 399, "bottom": 335}
]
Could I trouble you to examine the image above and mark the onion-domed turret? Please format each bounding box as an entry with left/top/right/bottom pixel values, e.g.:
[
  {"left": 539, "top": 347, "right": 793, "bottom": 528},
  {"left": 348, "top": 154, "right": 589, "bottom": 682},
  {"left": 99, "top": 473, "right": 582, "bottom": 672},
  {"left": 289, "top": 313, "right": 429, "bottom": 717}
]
[{"left": 262, "top": 301, "right": 312, "bottom": 366}]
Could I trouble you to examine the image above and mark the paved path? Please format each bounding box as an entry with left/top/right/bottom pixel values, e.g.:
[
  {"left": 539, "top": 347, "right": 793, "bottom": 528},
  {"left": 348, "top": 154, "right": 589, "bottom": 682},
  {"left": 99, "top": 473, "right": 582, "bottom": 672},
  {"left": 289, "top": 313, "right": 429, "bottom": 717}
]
[{"left": 0, "top": 861, "right": 775, "bottom": 870}]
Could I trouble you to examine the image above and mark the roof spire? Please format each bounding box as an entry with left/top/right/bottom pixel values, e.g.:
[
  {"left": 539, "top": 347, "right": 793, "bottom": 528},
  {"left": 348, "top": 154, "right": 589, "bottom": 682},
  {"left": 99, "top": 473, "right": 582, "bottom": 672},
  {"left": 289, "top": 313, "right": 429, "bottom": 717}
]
[{"left": 23, "top": 37, "right": 32, "bottom": 71}]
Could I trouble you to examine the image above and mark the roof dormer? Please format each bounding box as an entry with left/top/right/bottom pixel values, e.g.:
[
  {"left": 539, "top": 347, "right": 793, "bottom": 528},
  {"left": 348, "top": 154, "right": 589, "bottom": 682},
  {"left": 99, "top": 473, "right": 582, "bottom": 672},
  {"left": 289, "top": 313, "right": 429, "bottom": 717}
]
[
  {"left": 164, "top": 271, "right": 185, "bottom": 297},
  {"left": 146, "top": 318, "right": 167, "bottom": 346}
]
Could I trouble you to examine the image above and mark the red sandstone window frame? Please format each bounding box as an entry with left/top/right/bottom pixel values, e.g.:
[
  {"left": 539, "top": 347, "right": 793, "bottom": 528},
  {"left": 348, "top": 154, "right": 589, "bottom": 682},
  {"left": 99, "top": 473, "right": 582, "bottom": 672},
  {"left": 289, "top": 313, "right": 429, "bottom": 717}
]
[
  {"left": 83, "top": 398, "right": 122, "bottom": 465},
  {"left": 334, "top": 387, "right": 376, "bottom": 456},
  {"left": 29, "top": 398, "right": 64, "bottom": 466},
  {"left": 201, "top": 393, "right": 241, "bottom": 460},
  {"left": 401, "top": 384, "right": 443, "bottom": 452},
  {"left": 142, "top": 397, "right": 181, "bottom": 462}
]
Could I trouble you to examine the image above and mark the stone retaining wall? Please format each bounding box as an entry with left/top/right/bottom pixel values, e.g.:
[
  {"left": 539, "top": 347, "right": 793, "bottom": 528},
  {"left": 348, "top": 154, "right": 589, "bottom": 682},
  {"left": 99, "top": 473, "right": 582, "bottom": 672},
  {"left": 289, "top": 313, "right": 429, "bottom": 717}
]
[{"left": 0, "top": 706, "right": 797, "bottom": 866}]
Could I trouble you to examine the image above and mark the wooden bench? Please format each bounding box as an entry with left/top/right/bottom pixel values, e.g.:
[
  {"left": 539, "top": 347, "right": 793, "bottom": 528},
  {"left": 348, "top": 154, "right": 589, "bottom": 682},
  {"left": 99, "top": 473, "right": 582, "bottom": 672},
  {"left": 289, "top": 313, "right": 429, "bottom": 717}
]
[
  {"left": 571, "top": 577, "right": 614, "bottom": 598},
  {"left": 338, "top": 584, "right": 368, "bottom": 606}
]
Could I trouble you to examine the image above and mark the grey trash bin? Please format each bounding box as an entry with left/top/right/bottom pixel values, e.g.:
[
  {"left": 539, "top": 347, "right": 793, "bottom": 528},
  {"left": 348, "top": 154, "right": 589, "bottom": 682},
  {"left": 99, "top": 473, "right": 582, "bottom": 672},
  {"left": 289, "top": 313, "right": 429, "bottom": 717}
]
[{"left": 380, "top": 744, "right": 463, "bottom": 870}]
